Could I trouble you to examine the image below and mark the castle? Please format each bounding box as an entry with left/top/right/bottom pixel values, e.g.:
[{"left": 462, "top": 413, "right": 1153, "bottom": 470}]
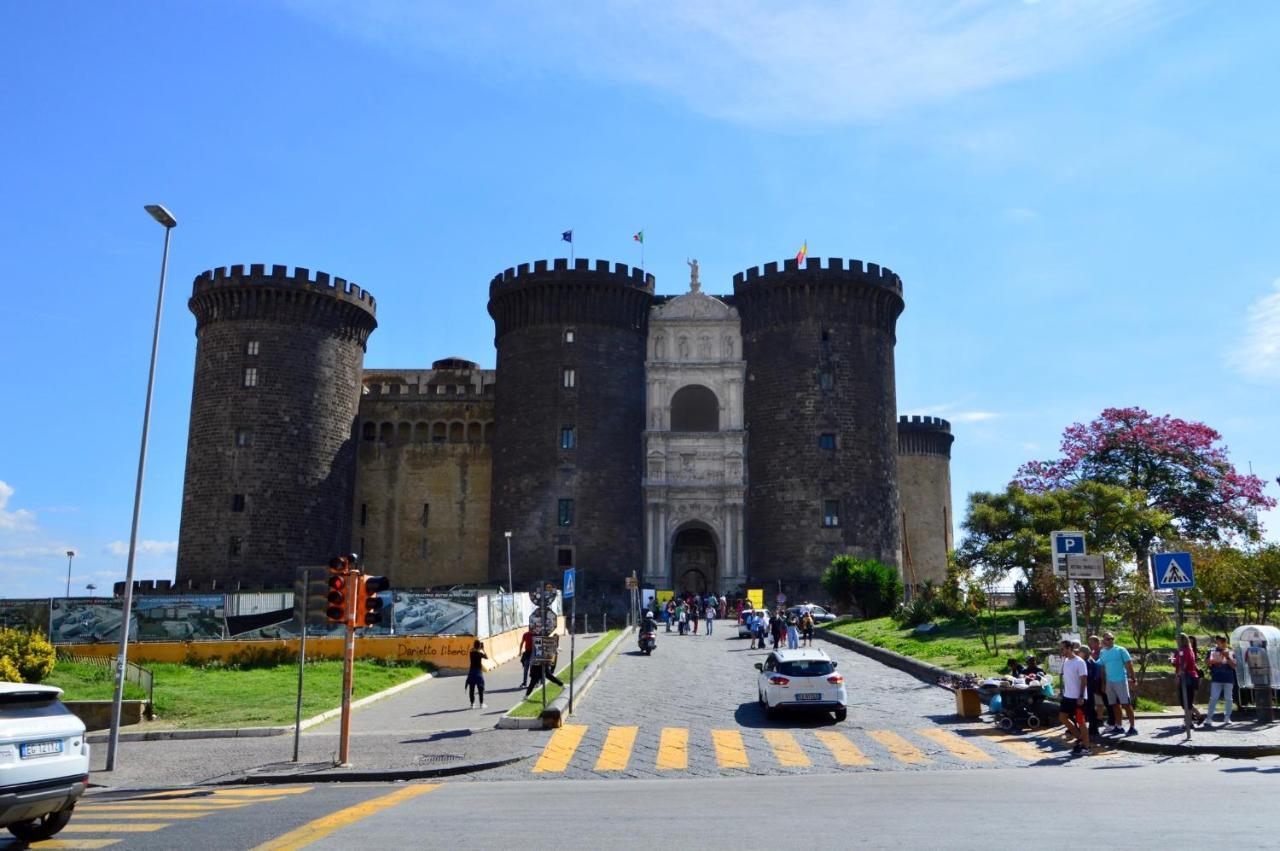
[{"left": 174, "top": 256, "right": 954, "bottom": 608}]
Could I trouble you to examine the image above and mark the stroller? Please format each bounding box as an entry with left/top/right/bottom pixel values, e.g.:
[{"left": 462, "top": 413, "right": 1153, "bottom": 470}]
[{"left": 990, "top": 683, "right": 1051, "bottom": 730}]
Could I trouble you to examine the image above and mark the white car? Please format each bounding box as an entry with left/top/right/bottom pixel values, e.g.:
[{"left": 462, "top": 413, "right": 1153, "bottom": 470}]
[
  {"left": 737, "top": 608, "right": 771, "bottom": 638},
  {"left": 0, "top": 683, "right": 90, "bottom": 842},
  {"left": 755, "top": 648, "right": 848, "bottom": 722}
]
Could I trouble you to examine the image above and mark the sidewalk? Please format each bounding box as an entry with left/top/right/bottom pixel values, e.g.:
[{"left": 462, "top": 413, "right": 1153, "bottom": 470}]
[
  {"left": 1105, "top": 713, "right": 1280, "bottom": 757},
  {"left": 83, "top": 645, "right": 594, "bottom": 790}
]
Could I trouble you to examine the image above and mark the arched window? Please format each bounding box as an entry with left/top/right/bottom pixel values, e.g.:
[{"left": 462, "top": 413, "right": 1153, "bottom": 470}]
[
  {"left": 397, "top": 422, "right": 411, "bottom": 442},
  {"left": 362, "top": 422, "right": 376, "bottom": 442},
  {"left": 449, "top": 422, "right": 465, "bottom": 443},
  {"left": 484, "top": 422, "right": 495, "bottom": 443},
  {"left": 670, "top": 385, "right": 719, "bottom": 432},
  {"left": 467, "top": 422, "right": 482, "bottom": 443},
  {"left": 432, "top": 422, "right": 447, "bottom": 443},
  {"left": 414, "top": 422, "right": 430, "bottom": 442},
  {"left": 379, "top": 422, "right": 394, "bottom": 443}
]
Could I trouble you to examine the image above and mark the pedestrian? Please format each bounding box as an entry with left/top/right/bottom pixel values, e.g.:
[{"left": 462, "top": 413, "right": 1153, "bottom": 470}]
[
  {"left": 466, "top": 639, "right": 488, "bottom": 709},
  {"left": 1204, "top": 634, "right": 1236, "bottom": 727},
  {"left": 771, "top": 610, "right": 785, "bottom": 650},
  {"left": 705, "top": 602, "right": 716, "bottom": 635},
  {"left": 1078, "top": 641, "right": 1102, "bottom": 738},
  {"left": 519, "top": 628, "right": 534, "bottom": 688},
  {"left": 665, "top": 599, "right": 675, "bottom": 632},
  {"left": 677, "top": 601, "right": 687, "bottom": 635},
  {"left": 1097, "top": 632, "right": 1138, "bottom": 736},
  {"left": 1058, "top": 639, "right": 1091, "bottom": 755},
  {"left": 1088, "top": 635, "right": 1109, "bottom": 731},
  {"left": 525, "top": 652, "right": 565, "bottom": 697},
  {"left": 753, "top": 612, "right": 768, "bottom": 650},
  {"left": 689, "top": 600, "right": 700, "bottom": 635},
  {"left": 800, "top": 610, "right": 815, "bottom": 647},
  {"left": 786, "top": 611, "right": 800, "bottom": 649},
  {"left": 719, "top": 594, "right": 728, "bottom": 620},
  {"left": 1171, "top": 632, "right": 1204, "bottom": 730}
]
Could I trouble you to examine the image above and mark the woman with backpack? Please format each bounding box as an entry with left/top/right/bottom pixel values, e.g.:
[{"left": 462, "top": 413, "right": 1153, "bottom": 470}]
[
  {"left": 785, "top": 611, "right": 800, "bottom": 649},
  {"left": 800, "top": 610, "right": 815, "bottom": 647}
]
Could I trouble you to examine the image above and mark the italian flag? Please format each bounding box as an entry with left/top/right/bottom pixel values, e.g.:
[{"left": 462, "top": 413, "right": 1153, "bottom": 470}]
[{"left": 633, "top": 230, "right": 644, "bottom": 244}]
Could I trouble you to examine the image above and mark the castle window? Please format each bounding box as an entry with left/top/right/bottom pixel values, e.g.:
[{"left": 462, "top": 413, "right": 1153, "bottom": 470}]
[
  {"left": 246, "top": 340, "right": 259, "bottom": 356},
  {"left": 562, "top": 368, "right": 576, "bottom": 389},
  {"left": 229, "top": 536, "right": 243, "bottom": 556},
  {"left": 432, "top": 422, "right": 447, "bottom": 443},
  {"left": 420, "top": 536, "right": 428, "bottom": 560},
  {"left": 456, "top": 385, "right": 466, "bottom": 395},
  {"left": 360, "top": 503, "right": 368, "bottom": 527},
  {"left": 421, "top": 503, "right": 430, "bottom": 528},
  {"left": 560, "top": 427, "right": 575, "bottom": 450},
  {"left": 243, "top": 367, "right": 258, "bottom": 388},
  {"left": 557, "top": 547, "right": 574, "bottom": 567},
  {"left": 670, "top": 385, "right": 719, "bottom": 432},
  {"left": 467, "top": 422, "right": 482, "bottom": 442},
  {"left": 558, "top": 499, "right": 574, "bottom": 527},
  {"left": 236, "top": 428, "right": 253, "bottom": 447},
  {"left": 819, "top": 433, "right": 836, "bottom": 450},
  {"left": 822, "top": 500, "right": 840, "bottom": 528},
  {"left": 231, "top": 494, "right": 246, "bottom": 512},
  {"left": 819, "top": 371, "right": 833, "bottom": 390},
  {"left": 435, "top": 384, "right": 446, "bottom": 395},
  {"left": 564, "top": 328, "right": 575, "bottom": 343}
]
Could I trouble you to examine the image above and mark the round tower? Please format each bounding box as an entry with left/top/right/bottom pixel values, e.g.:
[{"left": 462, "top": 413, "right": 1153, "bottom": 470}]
[
  {"left": 897, "top": 415, "right": 955, "bottom": 590},
  {"left": 733, "top": 257, "right": 905, "bottom": 598},
  {"left": 176, "top": 264, "right": 377, "bottom": 589},
  {"left": 487, "top": 258, "right": 654, "bottom": 598}
]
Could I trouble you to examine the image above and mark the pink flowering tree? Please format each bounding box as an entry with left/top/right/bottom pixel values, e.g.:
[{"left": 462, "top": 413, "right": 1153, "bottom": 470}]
[{"left": 1015, "top": 407, "right": 1275, "bottom": 570}]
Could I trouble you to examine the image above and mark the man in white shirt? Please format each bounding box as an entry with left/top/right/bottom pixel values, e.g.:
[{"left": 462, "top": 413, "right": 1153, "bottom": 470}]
[{"left": 1058, "top": 639, "right": 1091, "bottom": 755}]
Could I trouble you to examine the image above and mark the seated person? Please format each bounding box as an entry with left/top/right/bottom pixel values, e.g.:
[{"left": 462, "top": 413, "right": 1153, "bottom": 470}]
[
  {"left": 1006, "top": 657, "right": 1025, "bottom": 677},
  {"left": 1022, "top": 655, "right": 1044, "bottom": 677}
]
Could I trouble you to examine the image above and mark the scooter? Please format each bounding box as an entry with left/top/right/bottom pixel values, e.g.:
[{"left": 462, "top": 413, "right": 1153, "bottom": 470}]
[{"left": 638, "top": 630, "right": 657, "bottom": 656}]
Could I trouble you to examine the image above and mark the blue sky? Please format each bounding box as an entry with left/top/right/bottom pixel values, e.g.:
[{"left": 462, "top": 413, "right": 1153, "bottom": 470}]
[{"left": 2, "top": 1, "right": 1277, "bottom": 599}]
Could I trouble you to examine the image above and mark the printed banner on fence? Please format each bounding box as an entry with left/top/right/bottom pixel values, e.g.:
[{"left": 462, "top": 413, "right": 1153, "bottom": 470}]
[
  {"left": 0, "top": 599, "right": 51, "bottom": 634},
  {"left": 49, "top": 599, "right": 137, "bottom": 644},
  {"left": 392, "top": 593, "right": 476, "bottom": 635},
  {"left": 135, "top": 595, "right": 226, "bottom": 641}
]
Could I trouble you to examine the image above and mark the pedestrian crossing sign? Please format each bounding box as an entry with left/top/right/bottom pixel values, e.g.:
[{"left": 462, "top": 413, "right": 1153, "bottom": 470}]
[{"left": 1151, "top": 552, "right": 1195, "bottom": 590}]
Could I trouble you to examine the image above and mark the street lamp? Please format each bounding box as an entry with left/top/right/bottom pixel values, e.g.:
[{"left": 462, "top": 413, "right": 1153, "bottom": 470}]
[
  {"left": 86, "top": 583, "right": 97, "bottom": 596},
  {"left": 106, "top": 203, "right": 176, "bottom": 773},
  {"left": 65, "top": 550, "right": 75, "bottom": 598},
  {"left": 504, "top": 531, "right": 513, "bottom": 595}
]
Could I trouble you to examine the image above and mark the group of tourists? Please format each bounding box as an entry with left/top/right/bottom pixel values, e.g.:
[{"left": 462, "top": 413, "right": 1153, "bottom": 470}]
[
  {"left": 652, "top": 593, "right": 726, "bottom": 635},
  {"left": 744, "top": 608, "right": 816, "bottom": 650},
  {"left": 1057, "top": 630, "right": 1240, "bottom": 754}
]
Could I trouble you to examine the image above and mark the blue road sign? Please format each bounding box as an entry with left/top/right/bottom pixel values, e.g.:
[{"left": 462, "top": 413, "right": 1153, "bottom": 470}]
[
  {"left": 1152, "top": 552, "right": 1195, "bottom": 590},
  {"left": 1050, "top": 531, "right": 1087, "bottom": 576},
  {"left": 563, "top": 567, "right": 576, "bottom": 600}
]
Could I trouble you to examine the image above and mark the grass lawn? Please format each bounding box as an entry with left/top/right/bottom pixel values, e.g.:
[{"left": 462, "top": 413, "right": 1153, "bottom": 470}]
[
  {"left": 508, "top": 629, "right": 624, "bottom": 718},
  {"left": 44, "top": 659, "right": 433, "bottom": 729},
  {"left": 827, "top": 608, "right": 1182, "bottom": 680}
]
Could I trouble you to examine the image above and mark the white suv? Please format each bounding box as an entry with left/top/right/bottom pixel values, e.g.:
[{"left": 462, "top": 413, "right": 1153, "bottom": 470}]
[
  {"left": 756, "top": 648, "right": 848, "bottom": 722},
  {"left": 0, "top": 683, "right": 90, "bottom": 842}
]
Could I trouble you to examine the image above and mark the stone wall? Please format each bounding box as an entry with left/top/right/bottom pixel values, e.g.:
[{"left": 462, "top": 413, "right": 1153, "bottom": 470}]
[{"left": 897, "top": 416, "right": 954, "bottom": 588}]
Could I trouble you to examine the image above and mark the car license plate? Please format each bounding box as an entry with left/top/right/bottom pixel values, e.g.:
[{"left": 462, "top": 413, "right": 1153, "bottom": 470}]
[
  {"left": 20, "top": 739, "right": 63, "bottom": 759},
  {"left": 796, "top": 693, "right": 822, "bottom": 701}
]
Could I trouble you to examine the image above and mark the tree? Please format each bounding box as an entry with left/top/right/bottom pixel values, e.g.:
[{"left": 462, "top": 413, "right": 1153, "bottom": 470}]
[
  {"left": 1016, "top": 407, "right": 1274, "bottom": 571},
  {"left": 1115, "top": 578, "right": 1167, "bottom": 683},
  {"left": 821, "top": 555, "right": 902, "bottom": 618},
  {"left": 820, "top": 558, "right": 856, "bottom": 612},
  {"left": 958, "top": 564, "right": 1004, "bottom": 656},
  {"left": 1239, "top": 543, "right": 1280, "bottom": 624}
]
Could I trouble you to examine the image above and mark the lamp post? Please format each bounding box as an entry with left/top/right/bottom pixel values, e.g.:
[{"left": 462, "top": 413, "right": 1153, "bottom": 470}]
[
  {"left": 504, "top": 531, "right": 513, "bottom": 595},
  {"left": 105, "top": 203, "right": 175, "bottom": 772},
  {"left": 65, "top": 550, "right": 75, "bottom": 598},
  {"left": 86, "top": 583, "right": 97, "bottom": 597}
]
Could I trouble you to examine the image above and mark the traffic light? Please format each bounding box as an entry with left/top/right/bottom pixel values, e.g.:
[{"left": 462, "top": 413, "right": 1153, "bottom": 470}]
[
  {"left": 326, "top": 556, "right": 351, "bottom": 624},
  {"left": 358, "top": 575, "right": 390, "bottom": 627}
]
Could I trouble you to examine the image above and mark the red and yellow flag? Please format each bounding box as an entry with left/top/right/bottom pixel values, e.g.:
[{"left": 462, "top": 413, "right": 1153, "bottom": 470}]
[{"left": 796, "top": 240, "right": 808, "bottom": 264}]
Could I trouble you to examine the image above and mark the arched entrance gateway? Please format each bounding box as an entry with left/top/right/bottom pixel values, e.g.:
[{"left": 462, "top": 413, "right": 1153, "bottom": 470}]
[{"left": 670, "top": 524, "right": 718, "bottom": 595}]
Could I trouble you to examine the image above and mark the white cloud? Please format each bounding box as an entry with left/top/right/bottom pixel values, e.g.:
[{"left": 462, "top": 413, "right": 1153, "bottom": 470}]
[
  {"left": 103, "top": 540, "right": 178, "bottom": 558},
  {"left": 906, "top": 401, "right": 1000, "bottom": 424},
  {"left": 0, "top": 481, "right": 36, "bottom": 533},
  {"left": 284, "top": 0, "right": 1178, "bottom": 125},
  {"left": 0, "top": 545, "right": 76, "bottom": 559},
  {"left": 1228, "top": 279, "right": 1280, "bottom": 385}
]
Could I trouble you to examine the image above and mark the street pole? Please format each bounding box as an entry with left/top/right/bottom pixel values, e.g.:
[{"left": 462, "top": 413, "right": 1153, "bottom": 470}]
[
  {"left": 293, "top": 568, "right": 309, "bottom": 763},
  {"left": 504, "top": 531, "right": 513, "bottom": 594},
  {"left": 65, "top": 551, "right": 75, "bottom": 599},
  {"left": 569, "top": 590, "right": 576, "bottom": 715},
  {"left": 106, "top": 204, "right": 175, "bottom": 773},
  {"left": 337, "top": 569, "right": 356, "bottom": 767}
]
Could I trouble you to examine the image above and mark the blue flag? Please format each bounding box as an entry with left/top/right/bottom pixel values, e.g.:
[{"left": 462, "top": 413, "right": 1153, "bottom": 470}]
[{"left": 562, "top": 230, "right": 573, "bottom": 243}]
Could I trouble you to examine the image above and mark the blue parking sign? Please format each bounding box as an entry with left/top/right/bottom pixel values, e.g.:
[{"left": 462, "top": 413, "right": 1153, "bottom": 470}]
[
  {"left": 1050, "top": 531, "right": 1087, "bottom": 576},
  {"left": 563, "top": 567, "right": 576, "bottom": 600},
  {"left": 1151, "top": 552, "right": 1195, "bottom": 590}
]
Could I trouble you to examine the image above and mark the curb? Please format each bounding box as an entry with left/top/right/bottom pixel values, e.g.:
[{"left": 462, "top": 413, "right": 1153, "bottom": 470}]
[
  {"left": 1103, "top": 729, "right": 1280, "bottom": 758},
  {"left": 212, "top": 754, "right": 528, "bottom": 785},
  {"left": 816, "top": 628, "right": 960, "bottom": 684},
  {"left": 85, "top": 670, "right": 435, "bottom": 743},
  {"left": 497, "top": 628, "right": 634, "bottom": 730}
]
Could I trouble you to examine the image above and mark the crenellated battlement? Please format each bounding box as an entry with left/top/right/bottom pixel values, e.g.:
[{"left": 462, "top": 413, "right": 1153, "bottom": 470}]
[
  {"left": 732, "top": 256, "right": 903, "bottom": 295},
  {"left": 897, "top": 415, "right": 955, "bottom": 458},
  {"left": 897, "top": 414, "right": 952, "bottom": 433},
  {"left": 489, "top": 258, "right": 655, "bottom": 293},
  {"left": 192, "top": 264, "right": 377, "bottom": 315}
]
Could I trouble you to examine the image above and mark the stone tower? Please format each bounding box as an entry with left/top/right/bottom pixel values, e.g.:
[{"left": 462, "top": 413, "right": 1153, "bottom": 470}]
[
  {"left": 176, "top": 264, "right": 377, "bottom": 588},
  {"left": 487, "top": 259, "right": 654, "bottom": 597},
  {"left": 897, "top": 415, "right": 955, "bottom": 589},
  {"left": 733, "top": 257, "right": 905, "bottom": 599}
]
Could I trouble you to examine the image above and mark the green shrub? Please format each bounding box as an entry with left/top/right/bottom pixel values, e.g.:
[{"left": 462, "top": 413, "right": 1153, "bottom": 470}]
[
  {"left": 894, "top": 594, "right": 938, "bottom": 628},
  {"left": 824, "top": 555, "right": 903, "bottom": 619},
  {"left": 0, "top": 628, "right": 57, "bottom": 683},
  {"left": 0, "top": 655, "right": 21, "bottom": 683}
]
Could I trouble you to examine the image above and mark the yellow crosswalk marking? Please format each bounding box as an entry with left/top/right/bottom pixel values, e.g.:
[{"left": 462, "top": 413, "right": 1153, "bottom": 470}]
[
  {"left": 59, "top": 824, "right": 168, "bottom": 833},
  {"left": 72, "top": 812, "right": 213, "bottom": 820},
  {"left": 594, "top": 726, "right": 638, "bottom": 771},
  {"left": 868, "top": 730, "right": 929, "bottom": 764},
  {"left": 917, "top": 728, "right": 995, "bottom": 762},
  {"left": 763, "top": 730, "right": 811, "bottom": 767},
  {"left": 80, "top": 802, "right": 250, "bottom": 811},
  {"left": 656, "top": 727, "right": 688, "bottom": 770},
  {"left": 711, "top": 729, "right": 749, "bottom": 769},
  {"left": 32, "top": 840, "right": 120, "bottom": 849},
  {"left": 252, "top": 784, "right": 439, "bottom": 851},
  {"left": 533, "top": 724, "right": 588, "bottom": 773},
  {"left": 211, "top": 787, "right": 312, "bottom": 796},
  {"left": 813, "top": 730, "right": 872, "bottom": 766},
  {"left": 973, "top": 729, "right": 1049, "bottom": 761}
]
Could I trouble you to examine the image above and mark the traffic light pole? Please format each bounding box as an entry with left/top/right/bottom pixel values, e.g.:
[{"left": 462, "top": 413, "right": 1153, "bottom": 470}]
[
  {"left": 337, "top": 573, "right": 357, "bottom": 768},
  {"left": 293, "top": 567, "right": 309, "bottom": 763}
]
